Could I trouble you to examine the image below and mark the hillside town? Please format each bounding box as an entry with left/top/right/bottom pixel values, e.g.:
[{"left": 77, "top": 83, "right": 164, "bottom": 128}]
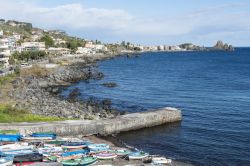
[{"left": 0, "top": 19, "right": 233, "bottom": 76}]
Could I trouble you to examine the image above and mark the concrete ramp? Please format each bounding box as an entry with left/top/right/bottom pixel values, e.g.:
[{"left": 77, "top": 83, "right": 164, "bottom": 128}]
[{"left": 0, "top": 107, "right": 182, "bottom": 136}]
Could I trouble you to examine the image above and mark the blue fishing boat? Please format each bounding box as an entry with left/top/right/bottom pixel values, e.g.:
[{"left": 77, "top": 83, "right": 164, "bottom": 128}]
[
  {"left": 0, "top": 149, "right": 43, "bottom": 163},
  {"left": 61, "top": 149, "right": 89, "bottom": 157},
  {"left": 0, "top": 134, "right": 22, "bottom": 142},
  {"left": 61, "top": 142, "right": 90, "bottom": 149},
  {"left": 0, "top": 149, "right": 35, "bottom": 156},
  {"left": 31, "top": 133, "right": 56, "bottom": 139},
  {"left": 88, "top": 144, "right": 109, "bottom": 152}
]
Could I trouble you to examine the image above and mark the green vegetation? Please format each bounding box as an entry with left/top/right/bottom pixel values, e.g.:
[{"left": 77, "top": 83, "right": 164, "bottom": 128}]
[
  {"left": 0, "top": 24, "right": 31, "bottom": 38},
  {"left": 0, "top": 104, "right": 69, "bottom": 123},
  {"left": 66, "top": 38, "right": 85, "bottom": 51},
  {"left": 12, "top": 51, "right": 47, "bottom": 62},
  {"left": 0, "top": 73, "right": 16, "bottom": 86},
  {"left": 40, "top": 34, "right": 54, "bottom": 48}
]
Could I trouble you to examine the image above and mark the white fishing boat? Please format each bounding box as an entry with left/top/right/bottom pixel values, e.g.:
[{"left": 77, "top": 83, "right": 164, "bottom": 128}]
[
  {"left": 38, "top": 147, "right": 63, "bottom": 155},
  {"left": 151, "top": 157, "right": 172, "bottom": 164},
  {"left": 0, "top": 157, "right": 13, "bottom": 166},
  {"left": 1, "top": 149, "right": 36, "bottom": 156},
  {"left": 128, "top": 151, "right": 149, "bottom": 160},
  {"left": 95, "top": 152, "right": 117, "bottom": 160},
  {"left": 23, "top": 136, "right": 54, "bottom": 140},
  {"left": 0, "top": 143, "right": 34, "bottom": 152}
]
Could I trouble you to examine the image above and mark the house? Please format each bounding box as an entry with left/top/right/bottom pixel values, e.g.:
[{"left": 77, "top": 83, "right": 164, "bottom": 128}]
[
  {"left": 31, "top": 35, "right": 41, "bottom": 42},
  {"left": 85, "top": 41, "right": 95, "bottom": 49},
  {"left": 53, "top": 38, "right": 67, "bottom": 45},
  {"left": 76, "top": 47, "right": 95, "bottom": 54},
  {"left": 48, "top": 47, "right": 70, "bottom": 55},
  {"left": 20, "top": 42, "right": 46, "bottom": 52},
  {"left": 13, "top": 33, "right": 21, "bottom": 41},
  {"left": 95, "top": 44, "right": 107, "bottom": 51},
  {"left": 0, "top": 30, "right": 3, "bottom": 37},
  {"left": 0, "top": 37, "right": 18, "bottom": 52},
  {"left": 0, "top": 41, "right": 11, "bottom": 68}
]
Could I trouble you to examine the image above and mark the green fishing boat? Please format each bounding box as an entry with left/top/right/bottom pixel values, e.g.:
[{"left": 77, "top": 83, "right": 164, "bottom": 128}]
[
  {"left": 61, "top": 157, "right": 97, "bottom": 166},
  {"left": 110, "top": 149, "right": 132, "bottom": 156}
]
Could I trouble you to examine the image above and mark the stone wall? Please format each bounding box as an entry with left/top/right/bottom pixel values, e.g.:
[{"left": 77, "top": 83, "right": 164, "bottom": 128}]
[{"left": 0, "top": 107, "right": 182, "bottom": 136}]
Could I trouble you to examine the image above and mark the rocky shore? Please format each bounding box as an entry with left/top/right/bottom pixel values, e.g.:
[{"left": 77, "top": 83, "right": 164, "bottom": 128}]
[{"left": 8, "top": 53, "right": 123, "bottom": 120}]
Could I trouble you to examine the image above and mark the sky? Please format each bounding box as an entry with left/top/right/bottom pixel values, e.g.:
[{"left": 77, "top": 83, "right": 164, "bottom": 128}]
[{"left": 0, "top": 0, "right": 250, "bottom": 46}]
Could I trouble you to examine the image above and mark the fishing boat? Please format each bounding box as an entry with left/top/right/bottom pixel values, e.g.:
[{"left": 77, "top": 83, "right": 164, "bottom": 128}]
[
  {"left": 109, "top": 149, "right": 132, "bottom": 156},
  {"left": 0, "top": 134, "right": 22, "bottom": 142},
  {"left": 59, "top": 155, "right": 84, "bottom": 161},
  {"left": 0, "top": 157, "right": 13, "bottom": 166},
  {"left": 0, "top": 144, "right": 34, "bottom": 152},
  {"left": 0, "top": 149, "right": 36, "bottom": 156},
  {"left": 15, "top": 161, "right": 36, "bottom": 166},
  {"left": 151, "top": 157, "right": 172, "bottom": 164},
  {"left": 22, "top": 136, "right": 54, "bottom": 141},
  {"left": 44, "top": 140, "right": 67, "bottom": 147},
  {"left": 44, "top": 155, "right": 59, "bottom": 162},
  {"left": 61, "top": 142, "right": 89, "bottom": 149},
  {"left": 15, "top": 162, "right": 61, "bottom": 166},
  {"left": 38, "top": 147, "right": 63, "bottom": 156},
  {"left": 61, "top": 149, "right": 89, "bottom": 157},
  {"left": 31, "top": 133, "right": 56, "bottom": 139},
  {"left": 61, "top": 157, "right": 97, "bottom": 166},
  {"left": 88, "top": 144, "right": 109, "bottom": 152},
  {"left": 9, "top": 152, "right": 43, "bottom": 163},
  {"left": 128, "top": 151, "right": 149, "bottom": 160},
  {"left": 95, "top": 152, "right": 117, "bottom": 160}
]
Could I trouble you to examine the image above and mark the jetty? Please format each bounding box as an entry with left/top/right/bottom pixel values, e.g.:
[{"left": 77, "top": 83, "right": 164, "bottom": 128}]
[{"left": 0, "top": 107, "right": 181, "bottom": 136}]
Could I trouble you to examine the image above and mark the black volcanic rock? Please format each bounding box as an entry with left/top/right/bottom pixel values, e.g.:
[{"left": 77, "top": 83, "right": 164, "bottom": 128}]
[
  {"left": 214, "top": 40, "right": 234, "bottom": 51},
  {"left": 179, "top": 43, "right": 207, "bottom": 51}
]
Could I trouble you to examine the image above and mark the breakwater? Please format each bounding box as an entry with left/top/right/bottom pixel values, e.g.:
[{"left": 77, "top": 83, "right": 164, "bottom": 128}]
[{"left": 0, "top": 107, "right": 181, "bottom": 136}]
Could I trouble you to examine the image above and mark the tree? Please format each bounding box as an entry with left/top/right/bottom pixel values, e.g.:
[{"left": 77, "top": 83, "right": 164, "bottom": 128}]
[
  {"left": 12, "top": 51, "right": 47, "bottom": 62},
  {"left": 40, "top": 35, "right": 54, "bottom": 48}
]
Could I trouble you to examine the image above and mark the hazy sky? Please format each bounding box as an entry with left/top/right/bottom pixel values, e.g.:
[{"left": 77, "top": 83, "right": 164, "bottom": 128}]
[{"left": 1, "top": 0, "right": 250, "bottom": 46}]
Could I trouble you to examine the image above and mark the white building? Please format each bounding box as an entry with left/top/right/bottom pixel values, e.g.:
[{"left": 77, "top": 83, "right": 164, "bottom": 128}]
[
  {"left": 0, "top": 30, "right": 3, "bottom": 37},
  {"left": 53, "top": 38, "right": 67, "bottom": 45},
  {"left": 0, "top": 41, "right": 11, "bottom": 68},
  {"left": 76, "top": 47, "right": 95, "bottom": 54},
  {"left": 0, "top": 37, "right": 17, "bottom": 52},
  {"left": 85, "top": 41, "right": 95, "bottom": 49},
  {"left": 13, "top": 34, "right": 21, "bottom": 41},
  {"left": 48, "top": 47, "right": 70, "bottom": 55},
  {"left": 20, "top": 42, "right": 45, "bottom": 52}
]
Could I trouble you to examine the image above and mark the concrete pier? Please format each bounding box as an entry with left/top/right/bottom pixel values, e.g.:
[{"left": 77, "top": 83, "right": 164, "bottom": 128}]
[{"left": 0, "top": 107, "right": 182, "bottom": 136}]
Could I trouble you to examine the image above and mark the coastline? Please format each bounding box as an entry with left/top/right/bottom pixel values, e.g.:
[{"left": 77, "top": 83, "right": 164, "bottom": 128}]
[{"left": 1, "top": 52, "right": 189, "bottom": 165}]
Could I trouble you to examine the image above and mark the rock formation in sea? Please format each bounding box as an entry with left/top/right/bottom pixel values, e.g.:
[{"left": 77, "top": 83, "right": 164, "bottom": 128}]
[
  {"left": 213, "top": 40, "right": 234, "bottom": 51},
  {"left": 179, "top": 43, "right": 207, "bottom": 51}
]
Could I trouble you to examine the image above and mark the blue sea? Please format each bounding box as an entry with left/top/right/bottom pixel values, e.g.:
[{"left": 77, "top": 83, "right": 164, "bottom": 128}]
[{"left": 62, "top": 48, "right": 250, "bottom": 166}]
